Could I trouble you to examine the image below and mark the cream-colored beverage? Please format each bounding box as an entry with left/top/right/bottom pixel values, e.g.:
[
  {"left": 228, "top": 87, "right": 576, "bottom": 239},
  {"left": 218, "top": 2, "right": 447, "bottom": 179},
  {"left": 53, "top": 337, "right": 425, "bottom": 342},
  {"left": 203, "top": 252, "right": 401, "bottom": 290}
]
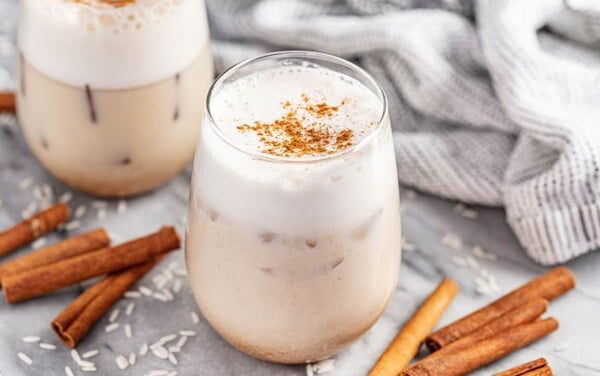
[
  {"left": 186, "top": 52, "right": 401, "bottom": 364},
  {"left": 17, "top": 0, "right": 213, "bottom": 197}
]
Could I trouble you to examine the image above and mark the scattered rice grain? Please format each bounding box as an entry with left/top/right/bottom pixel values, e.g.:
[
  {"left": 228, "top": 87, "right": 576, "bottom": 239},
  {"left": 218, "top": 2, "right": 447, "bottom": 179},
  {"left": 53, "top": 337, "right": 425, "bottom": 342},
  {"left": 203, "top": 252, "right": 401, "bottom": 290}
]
[
  {"left": 74, "top": 205, "right": 87, "bottom": 218},
  {"left": 441, "top": 232, "right": 462, "bottom": 250},
  {"left": 82, "top": 350, "right": 99, "bottom": 359},
  {"left": 125, "top": 291, "right": 142, "bottom": 298},
  {"left": 22, "top": 336, "right": 40, "bottom": 343},
  {"left": 151, "top": 345, "right": 169, "bottom": 359},
  {"left": 139, "top": 286, "right": 153, "bottom": 296},
  {"left": 65, "top": 366, "right": 75, "bottom": 376},
  {"left": 172, "top": 280, "right": 182, "bottom": 294},
  {"left": 65, "top": 220, "right": 81, "bottom": 231},
  {"left": 39, "top": 343, "right": 56, "bottom": 350},
  {"left": 105, "top": 323, "right": 119, "bottom": 333},
  {"left": 71, "top": 349, "right": 81, "bottom": 363},
  {"left": 312, "top": 359, "right": 335, "bottom": 374},
  {"left": 126, "top": 302, "right": 135, "bottom": 316},
  {"left": 59, "top": 191, "right": 73, "bottom": 203},
  {"left": 125, "top": 324, "right": 133, "bottom": 338},
  {"left": 17, "top": 352, "right": 32, "bottom": 365},
  {"left": 109, "top": 308, "right": 120, "bottom": 323},
  {"left": 19, "top": 177, "right": 33, "bottom": 190},
  {"left": 115, "top": 354, "right": 129, "bottom": 370}
]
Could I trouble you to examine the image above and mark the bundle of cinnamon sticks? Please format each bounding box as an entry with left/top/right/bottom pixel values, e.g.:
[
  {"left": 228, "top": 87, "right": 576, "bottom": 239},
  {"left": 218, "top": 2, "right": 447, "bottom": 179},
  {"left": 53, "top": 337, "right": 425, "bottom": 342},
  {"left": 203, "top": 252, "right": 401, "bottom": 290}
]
[
  {"left": 0, "top": 203, "right": 180, "bottom": 347},
  {"left": 369, "top": 267, "right": 575, "bottom": 376}
]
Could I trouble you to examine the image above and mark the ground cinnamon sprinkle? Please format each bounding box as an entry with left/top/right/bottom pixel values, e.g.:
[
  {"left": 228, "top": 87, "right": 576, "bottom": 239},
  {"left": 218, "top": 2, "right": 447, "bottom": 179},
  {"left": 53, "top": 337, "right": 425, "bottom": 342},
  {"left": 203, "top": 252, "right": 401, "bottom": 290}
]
[
  {"left": 237, "top": 94, "right": 355, "bottom": 158},
  {"left": 71, "top": 0, "right": 136, "bottom": 8}
]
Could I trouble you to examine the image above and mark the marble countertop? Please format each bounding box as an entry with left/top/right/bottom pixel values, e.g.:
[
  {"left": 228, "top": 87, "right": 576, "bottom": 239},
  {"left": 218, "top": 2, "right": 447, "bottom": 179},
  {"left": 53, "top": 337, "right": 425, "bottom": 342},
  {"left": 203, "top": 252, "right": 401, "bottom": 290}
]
[{"left": 1, "top": 4, "right": 600, "bottom": 376}]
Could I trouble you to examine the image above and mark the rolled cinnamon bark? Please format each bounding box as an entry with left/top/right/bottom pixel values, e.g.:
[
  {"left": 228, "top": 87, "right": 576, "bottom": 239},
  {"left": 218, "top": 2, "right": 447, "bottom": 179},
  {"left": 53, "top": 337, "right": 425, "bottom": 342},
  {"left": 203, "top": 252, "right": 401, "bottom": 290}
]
[
  {"left": 430, "top": 298, "right": 548, "bottom": 358},
  {"left": 0, "top": 203, "right": 70, "bottom": 258},
  {"left": 3, "top": 226, "right": 179, "bottom": 303},
  {"left": 426, "top": 268, "right": 574, "bottom": 351},
  {"left": 0, "top": 91, "right": 15, "bottom": 113},
  {"left": 52, "top": 258, "right": 161, "bottom": 347},
  {"left": 0, "top": 228, "right": 110, "bottom": 286},
  {"left": 368, "top": 279, "right": 460, "bottom": 376},
  {"left": 494, "top": 358, "right": 552, "bottom": 376},
  {"left": 402, "top": 318, "right": 559, "bottom": 376}
]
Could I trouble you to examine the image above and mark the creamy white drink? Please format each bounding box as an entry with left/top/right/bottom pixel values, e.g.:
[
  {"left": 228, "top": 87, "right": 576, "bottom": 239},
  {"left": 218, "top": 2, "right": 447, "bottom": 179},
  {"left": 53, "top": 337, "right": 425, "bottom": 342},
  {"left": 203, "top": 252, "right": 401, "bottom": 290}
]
[
  {"left": 186, "top": 52, "right": 401, "bottom": 364},
  {"left": 17, "top": 0, "right": 213, "bottom": 196}
]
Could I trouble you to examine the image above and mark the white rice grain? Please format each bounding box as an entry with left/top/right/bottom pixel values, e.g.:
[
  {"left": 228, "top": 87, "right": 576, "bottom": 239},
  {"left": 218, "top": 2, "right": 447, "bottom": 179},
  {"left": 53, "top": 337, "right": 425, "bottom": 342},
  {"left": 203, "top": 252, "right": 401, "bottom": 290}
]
[
  {"left": 125, "top": 291, "right": 142, "bottom": 299},
  {"left": 109, "top": 309, "right": 120, "bottom": 323},
  {"left": 65, "top": 366, "right": 75, "bottom": 376},
  {"left": 139, "top": 343, "right": 149, "bottom": 356},
  {"left": 190, "top": 312, "right": 199, "bottom": 324},
  {"left": 32, "top": 237, "right": 46, "bottom": 249},
  {"left": 172, "top": 280, "right": 182, "bottom": 294},
  {"left": 125, "top": 324, "right": 133, "bottom": 338},
  {"left": 39, "top": 343, "right": 56, "bottom": 350},
  {"left": 65, "top": 220, "right": 81, "bottom": 231},
  {"left": 17, "top": 352, "right": 32, "bottom": 365},
  {"left": 105, "top": 323, "right": 119, "bottom": 333},
  {"left": 71, "top": 349, "right": 81, "bottom": 363},
  {"left": 115, "top": 354, "right": 129, "bottom": 370},
  {"left": 139, "top": 286, "right": 153, "bottom": 296},
  {"left": 19, "top": 177, "right": 33, "bottom": 190},
  {"left": 312, "top": 359, "right": 335, "bottom": 374},
  {"left": 82, "top": 350, "right": 99, "bottom": 359},
  {"left": 126, "top": 302, "right": 135, "bottom": 316},
  {"left": 74, "top": 205, "right": 87, "bottom": 218},
  {"left": 59, "top": 191, "right": 73, "bottom": 203},
  {"left": 22, "top": 336, "right": 40, "bottom": 343},
  {"left": 151, "top": 345, "right": 169, "bottom": 359}
]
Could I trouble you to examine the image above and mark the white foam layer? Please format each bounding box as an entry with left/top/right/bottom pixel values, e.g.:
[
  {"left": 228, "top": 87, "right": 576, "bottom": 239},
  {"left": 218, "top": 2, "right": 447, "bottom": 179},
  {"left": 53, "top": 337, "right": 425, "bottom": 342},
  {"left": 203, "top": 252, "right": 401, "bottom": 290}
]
[
  {"left": 210, "top": 66, "right": 383, "bottom": 158},
  {"left": 19, "top": 0, "right": 209, "bottom": 89},
  {"left": 193, "top": 65, "right": 398, "bottom": 235}
]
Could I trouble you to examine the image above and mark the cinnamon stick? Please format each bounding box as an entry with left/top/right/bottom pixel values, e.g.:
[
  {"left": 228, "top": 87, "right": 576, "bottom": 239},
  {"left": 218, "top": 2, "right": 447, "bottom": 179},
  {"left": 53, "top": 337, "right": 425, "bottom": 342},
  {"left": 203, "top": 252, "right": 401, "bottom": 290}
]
[
  {"left": 0, "top": 203, "right": 70, "bottom": 258},
  {"left": 3, "top": 226, "right": 179, "bottom": 303},
  {"left": 401, "top": 318, "right": 559, "bottom": 376},
  {"left": 52, "top": 257, "right": 162, "bottom": 347},
  {"left": 368, "top": 279, "right": 460, "bottom": 376},
  {"left": 430, "top": 298, "right": 548, "bottom": 359},
  {"left": 494, "top": 358, "right": 553, "bottom": 376},
  {"left": 0, "top": 228, "right": 110, "bottom": 285},
  {"left": 426, "top": 267, "right": 574, "bottom": 351},
  {"left": 0, "top": 91, "right": 15, "bottom": 113}
]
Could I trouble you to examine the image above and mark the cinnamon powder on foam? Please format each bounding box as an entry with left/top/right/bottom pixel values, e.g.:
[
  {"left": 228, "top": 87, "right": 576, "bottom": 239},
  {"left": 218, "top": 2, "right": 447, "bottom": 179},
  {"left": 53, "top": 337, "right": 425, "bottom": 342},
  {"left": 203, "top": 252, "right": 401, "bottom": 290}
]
[
  {"left": 236, "top": 94, "right": 356, "bottom": 158},
  {"left": 70, "top": 0, "right": 136, "bottom": 7}
]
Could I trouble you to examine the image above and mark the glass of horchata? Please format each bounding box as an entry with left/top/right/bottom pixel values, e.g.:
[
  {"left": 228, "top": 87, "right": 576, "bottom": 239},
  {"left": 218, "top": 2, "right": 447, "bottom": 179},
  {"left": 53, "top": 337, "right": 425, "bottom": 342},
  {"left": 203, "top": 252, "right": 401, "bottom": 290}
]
[
  {"left": 186, "top": 51, "right": 402, "bottom": 364},
  {"left": 18, "top": 0, "right": 214, "bottom": 196}
]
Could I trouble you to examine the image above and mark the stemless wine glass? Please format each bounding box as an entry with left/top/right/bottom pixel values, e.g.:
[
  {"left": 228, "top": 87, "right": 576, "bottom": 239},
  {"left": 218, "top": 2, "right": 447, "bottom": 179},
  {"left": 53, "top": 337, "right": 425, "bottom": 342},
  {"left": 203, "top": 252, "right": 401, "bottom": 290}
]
[
  {"left": 17, "top": 0, "right": 214, "bottom": 197},
  {"left": 186, "top": 51, "right": 401, "bottom": 364}
]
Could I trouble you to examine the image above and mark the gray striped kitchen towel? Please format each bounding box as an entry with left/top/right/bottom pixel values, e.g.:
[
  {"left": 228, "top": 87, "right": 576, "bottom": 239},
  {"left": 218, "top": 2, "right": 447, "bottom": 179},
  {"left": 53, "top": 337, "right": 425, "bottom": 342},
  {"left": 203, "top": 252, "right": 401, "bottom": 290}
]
[{"left": 206, "top": 0, "right": 600, "bottom": 265}]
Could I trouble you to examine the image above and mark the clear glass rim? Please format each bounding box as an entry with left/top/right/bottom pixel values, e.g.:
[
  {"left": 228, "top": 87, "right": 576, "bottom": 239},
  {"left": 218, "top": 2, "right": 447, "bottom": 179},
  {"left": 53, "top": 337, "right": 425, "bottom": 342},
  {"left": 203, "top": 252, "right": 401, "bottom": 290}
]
[{"left": 204, "top": 50, "right": 388, "bottom": 164}]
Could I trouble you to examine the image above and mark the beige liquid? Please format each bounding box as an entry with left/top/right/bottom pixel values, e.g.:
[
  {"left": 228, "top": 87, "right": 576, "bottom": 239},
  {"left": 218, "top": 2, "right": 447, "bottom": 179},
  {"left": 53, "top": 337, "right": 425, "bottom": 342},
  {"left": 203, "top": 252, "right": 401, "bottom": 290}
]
[
  {"left": 17, "top": 47, "right": 213, "bottom": 197},
  {"left": 186, "top": 191, "right": 401, "bottom": 363}
]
